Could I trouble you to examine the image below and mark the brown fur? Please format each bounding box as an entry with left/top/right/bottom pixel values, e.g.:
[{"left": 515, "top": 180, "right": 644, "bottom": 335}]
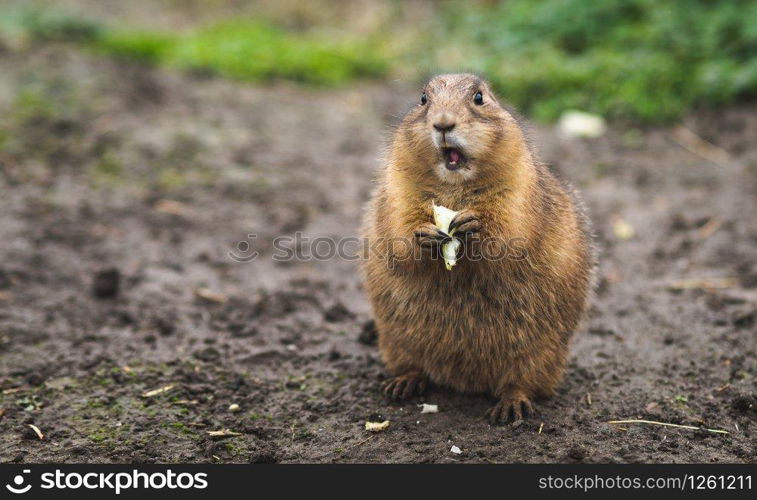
[{"left": 360, "top": 74, "right": 596, "bottom": 424}]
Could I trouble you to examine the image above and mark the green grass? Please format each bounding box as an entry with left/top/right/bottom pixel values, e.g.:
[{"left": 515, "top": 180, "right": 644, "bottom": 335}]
[
  {"left": 94, "top": 21, "right": 388, "bottom": 86},
  {"left": 2, "top": 7, "right": 388, "bottom": 86},
  {"left": 3, "top": 1, "right": 757, "bottom": 123}
]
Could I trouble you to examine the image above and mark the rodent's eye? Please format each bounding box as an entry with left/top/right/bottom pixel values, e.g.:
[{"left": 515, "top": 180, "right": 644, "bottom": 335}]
[
  {"left": 473, "top": 91, "right": 484, "bottom": 105},
  {"left": 420, "top": 92, "right": 427, "bottom": 105}
]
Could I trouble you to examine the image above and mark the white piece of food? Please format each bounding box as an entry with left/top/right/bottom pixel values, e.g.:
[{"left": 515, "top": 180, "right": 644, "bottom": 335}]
[
  {"left": 420, "top": 403, "right": 439, "bottom": 414},
  {"left": 365, "top": 420, "right": 390, "bottom": 432},
  {"left": 432, "top": 202, "right": 461, "bottom": 271}
]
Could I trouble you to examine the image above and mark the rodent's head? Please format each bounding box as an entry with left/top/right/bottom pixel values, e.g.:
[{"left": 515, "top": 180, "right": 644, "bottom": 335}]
[{"left": 395, "top": 73, "right": 524, "bottom": 185}]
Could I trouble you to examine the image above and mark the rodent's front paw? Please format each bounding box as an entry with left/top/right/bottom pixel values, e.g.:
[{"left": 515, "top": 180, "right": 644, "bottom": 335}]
[
  {"left": 414, "top": 222, "right": 451, "bottom": 248},
  {"left": 449, "top": 209, "right": 481, "bottom": 236}
]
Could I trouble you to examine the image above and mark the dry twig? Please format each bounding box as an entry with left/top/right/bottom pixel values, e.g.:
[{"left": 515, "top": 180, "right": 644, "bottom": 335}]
[{"left": 672, "top": 126, "right": 731, "bottom": 167}]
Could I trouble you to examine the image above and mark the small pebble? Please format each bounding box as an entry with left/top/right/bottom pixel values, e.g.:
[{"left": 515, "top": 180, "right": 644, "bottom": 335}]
[
  {"left": 92, "top": 268, "right": 120, "bottom": 299},
  {"left": 450, "top": 445, "right": 462, "bottom": 455},
  {"left": 358, "top": 320, "right": 378, "bottom": 345},
  {"left": 228, "top": 403, "right": 240, "bottom": 412}
]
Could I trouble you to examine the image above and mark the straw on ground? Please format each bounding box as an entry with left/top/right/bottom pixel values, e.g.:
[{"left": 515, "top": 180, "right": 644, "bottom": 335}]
[{"left": 608, "top": 419, "right": 728, "bottom": 435}]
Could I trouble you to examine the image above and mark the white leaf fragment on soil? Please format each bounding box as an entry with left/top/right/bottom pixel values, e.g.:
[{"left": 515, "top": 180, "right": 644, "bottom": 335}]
[
  {"left": 365, "top": 420, "right": 390, "bottom": 432},
  {"left": 432, "top": 202, "right": 461, "bottom": 271},
  {"left": 612, "top": 217, "right": 635, "bottom": 240},
  {"left": 420, "top": 403, "right": 439, "bottom": 414},
  {"left": 558, "top": 110, "right": 607, "bottom": 138}
]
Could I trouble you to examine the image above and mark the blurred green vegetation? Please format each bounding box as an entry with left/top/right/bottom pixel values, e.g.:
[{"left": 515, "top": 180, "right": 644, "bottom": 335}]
[
  {"left": 2, "top": 0, "right": 757, "bottom": 123},
  {"left": 97, "top": 21, "right": 388, "bottom": 85},
  {"left": 2, "top": 8, "right": 388, "bottom": 85},
  {"left": 432, "top": 0, "right": 757, "bottom": 122}
]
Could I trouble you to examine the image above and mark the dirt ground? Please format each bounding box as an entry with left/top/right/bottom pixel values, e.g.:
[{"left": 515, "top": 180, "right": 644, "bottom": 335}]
[{"left": 0, "top": 41, "right": 755, "bottom": 463}]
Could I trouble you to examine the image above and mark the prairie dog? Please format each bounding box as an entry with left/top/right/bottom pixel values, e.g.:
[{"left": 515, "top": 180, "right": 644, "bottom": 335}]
[{"left": 360, "top": 74, "right": 596, "bottom": 424}]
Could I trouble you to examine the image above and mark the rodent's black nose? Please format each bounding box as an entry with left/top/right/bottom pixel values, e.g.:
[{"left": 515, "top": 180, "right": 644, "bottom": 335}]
[{"left": 433, "top": 122, "right": 455, "bottom": 133}]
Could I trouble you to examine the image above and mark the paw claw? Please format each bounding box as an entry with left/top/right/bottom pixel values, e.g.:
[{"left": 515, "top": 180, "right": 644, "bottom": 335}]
[
  {"left": 415, "top": 223, "right": 450, "bottom": 248},
  {"left": 522, "top": 400, "right": 535, "bottom": 418},
  {"left": 449, "top": 211, "right": 481, "bottom": 235}
]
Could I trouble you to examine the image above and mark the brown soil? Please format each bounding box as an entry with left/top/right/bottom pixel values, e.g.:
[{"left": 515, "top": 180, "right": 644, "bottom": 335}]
[{"left": 0, "top": 44, "right": 755, "bottom": 464}]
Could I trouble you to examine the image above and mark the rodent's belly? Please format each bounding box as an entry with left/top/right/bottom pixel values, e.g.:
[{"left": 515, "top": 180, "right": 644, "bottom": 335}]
[{"left": 375, "top": 271, "right": 518, "bottom": 394}]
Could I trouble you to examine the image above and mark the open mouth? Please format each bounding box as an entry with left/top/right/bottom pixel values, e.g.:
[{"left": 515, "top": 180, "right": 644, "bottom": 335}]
[{"left": 441, "top": 147, "right": 467, "bottom": 171}]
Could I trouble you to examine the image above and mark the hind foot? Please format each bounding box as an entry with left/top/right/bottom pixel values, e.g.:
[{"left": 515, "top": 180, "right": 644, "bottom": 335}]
[
  {"left": 486, "top": 393, "right": 535, "bottom": 425},
  {"left": 383, "top": 372, "right": 428, "bottom": 400}
]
